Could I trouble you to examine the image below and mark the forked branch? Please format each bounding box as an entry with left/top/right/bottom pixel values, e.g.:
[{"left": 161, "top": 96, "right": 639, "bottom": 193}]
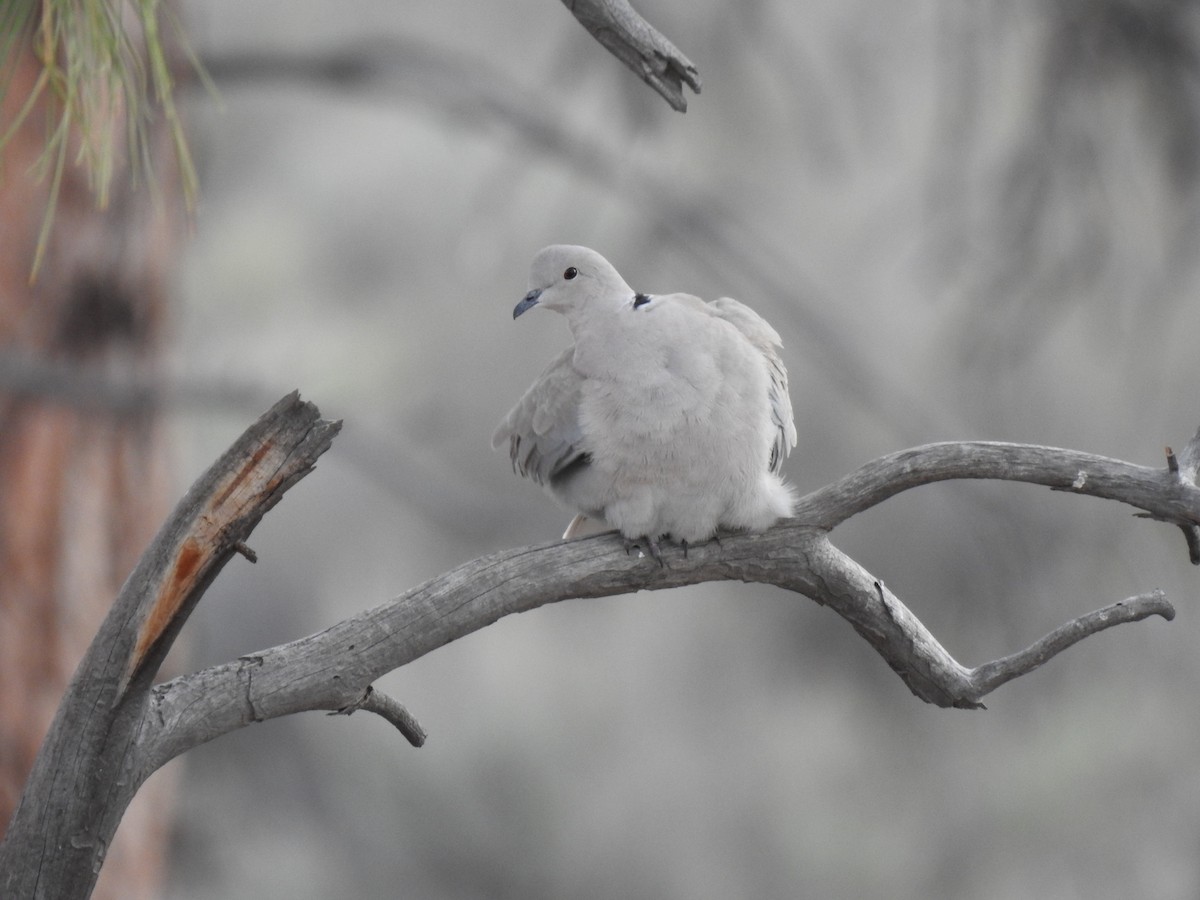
[
  {"left": 801, "top": 437, "right": 1200, "bottom": 535},
  {"left": 0, "top": 392, "right": 341, "bottom": 900},
  {"left": 146, "top": 428, "right": 1200, "bottom": 763},
  {"left": 2, "top": 394, "right": 1195, "bottom": 900}
]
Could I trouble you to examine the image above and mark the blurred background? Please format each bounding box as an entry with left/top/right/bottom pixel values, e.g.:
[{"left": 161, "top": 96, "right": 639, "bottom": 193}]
[{"left": 6, "top": 0, "right": 1200, "bottom": 897}]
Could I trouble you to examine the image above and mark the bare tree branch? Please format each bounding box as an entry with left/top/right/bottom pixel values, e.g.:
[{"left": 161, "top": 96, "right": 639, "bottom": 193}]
[
  {"left": 330, "top": 686, "right": 427, "bottom": 748},
  {"left": 2, "top": 395, "right": 1195, "bottom": 899},
  {"left": 1165, "top": 427, "right": 1200, "bottom": 563},
  {"left": 561, "top": 0, "right": 701, "bottom": 111},
  {"left": 0, "top": 392, "right": 340, "bottom": 900},
  {"left": 801, "top": 440, "right": 1200, "bottom": 543},
  {"left": 138, "top": 513, "right": 1176, "bottom": 780},
  {"left": 968, "top": 590, "right": 1172, "bottom": 698},
  {"left": 138, "top": 439, "right": 1198, "bottom": 770}
]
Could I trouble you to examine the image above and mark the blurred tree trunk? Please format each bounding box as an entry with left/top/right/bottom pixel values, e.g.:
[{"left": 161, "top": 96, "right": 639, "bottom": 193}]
[{"left": 0, "top": 15, "right": 182, "bottom": 900}]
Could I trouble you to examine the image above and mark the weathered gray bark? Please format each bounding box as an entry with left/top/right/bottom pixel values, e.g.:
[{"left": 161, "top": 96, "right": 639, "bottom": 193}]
[
  {"left": 0, "top": 392, "right": 340, "bottom": 900},
  {"left": 561, "top": 0, "right": 701, "bottom": 111},
  {"left": 1, "top": 393, "right": 1196, "bottom": 899}
]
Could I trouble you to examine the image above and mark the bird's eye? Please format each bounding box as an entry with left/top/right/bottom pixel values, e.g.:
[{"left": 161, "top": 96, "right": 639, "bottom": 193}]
[{"left": 563, "top": 267, "right": 578, "bottom": 280}]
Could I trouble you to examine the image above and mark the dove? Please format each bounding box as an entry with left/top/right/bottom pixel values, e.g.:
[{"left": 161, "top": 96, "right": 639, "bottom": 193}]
[{"left": 492, "top": 245, "right": 796, "bottom": 562}]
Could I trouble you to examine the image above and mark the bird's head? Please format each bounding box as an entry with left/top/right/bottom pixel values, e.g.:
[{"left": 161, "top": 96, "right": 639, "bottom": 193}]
[{"left": 513, "top": 245, "right": 634, "bottom": 325}]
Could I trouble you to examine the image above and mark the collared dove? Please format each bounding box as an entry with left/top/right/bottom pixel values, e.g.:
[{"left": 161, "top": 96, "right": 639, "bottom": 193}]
[{"left": 492, "top": 245, "right": 796, "bottom": 562}]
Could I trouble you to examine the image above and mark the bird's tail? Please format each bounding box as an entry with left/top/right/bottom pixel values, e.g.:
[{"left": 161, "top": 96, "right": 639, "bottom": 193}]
[
  {"left": 725, "top": 473, "right": 796, "bottom": 533},
  {"left": 764, "top": 473, "right": 797, "bottom": 520}
]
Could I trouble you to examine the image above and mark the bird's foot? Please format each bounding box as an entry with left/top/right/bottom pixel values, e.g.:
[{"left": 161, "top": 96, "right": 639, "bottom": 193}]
[{"left": 623, "top": 534, "right": 665, "bottom": 567}]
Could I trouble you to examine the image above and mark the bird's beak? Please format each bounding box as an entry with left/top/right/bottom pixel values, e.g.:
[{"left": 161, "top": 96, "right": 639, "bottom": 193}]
[{"left": 513, "top": 289, "right": 542, "bottom": 319}]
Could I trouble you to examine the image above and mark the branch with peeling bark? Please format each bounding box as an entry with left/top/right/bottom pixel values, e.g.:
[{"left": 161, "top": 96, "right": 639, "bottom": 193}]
[
  {"left": 0, "top": 393, "right": 341, "bottom": 900},
  {"left": 2, "top": 395, "right": 1197, "bottom": 899}
]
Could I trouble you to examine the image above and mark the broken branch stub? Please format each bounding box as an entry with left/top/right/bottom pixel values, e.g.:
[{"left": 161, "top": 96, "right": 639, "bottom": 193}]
[
  {"left": 562, "top": 0, "right": 701, "bottom": 111},
  {"left": 0, "top": 392, "right": 341, "bottom": 900}
]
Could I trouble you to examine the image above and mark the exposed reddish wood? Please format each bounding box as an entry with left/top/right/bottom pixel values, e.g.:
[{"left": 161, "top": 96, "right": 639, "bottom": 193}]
[
  {"left": 124, "top": 431, "right": 307, "bottom": 686},
  {"left": 0, "top": 393, "right": 340, "bottom": 900},
  {"left": 129, "top": 538, "right": 203, "bottom": 678},
  {"left": 212, "top": 438, "right": 276, "bottom": 508}
]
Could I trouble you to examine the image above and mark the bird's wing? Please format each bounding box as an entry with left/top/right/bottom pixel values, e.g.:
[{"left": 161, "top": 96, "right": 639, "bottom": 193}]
[
  {"left": 708, "top": 296, "right": 797, "bottom": 472},
  {"left": 491, "top": 346, "right": 588, "bottom": 485}
]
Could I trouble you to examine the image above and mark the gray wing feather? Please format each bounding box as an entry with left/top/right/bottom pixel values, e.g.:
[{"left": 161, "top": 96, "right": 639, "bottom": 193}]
[
  {"left": 709, "top": 296, "right": 797, "bottom": 473},
  {"left": 491, "top": 346, "right": 588, "bottom": 485}
]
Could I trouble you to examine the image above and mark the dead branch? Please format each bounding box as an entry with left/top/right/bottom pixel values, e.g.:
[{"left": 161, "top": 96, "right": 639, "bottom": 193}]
[
  {"left": 804, "top": 439, "right": 1200, "bottom": 530},
  {"left": 561, "top": 0, "right": 701, "bottom": 111},
  {"left": 330, "top": 686, "right": 427, "bottom": 748},
  {"left": 2, "top": 394, "right": 1195, "bottom": 899},
  {"left": 0, "top": 392, "right": 340, "bottom": 900},
  {"left": 967, "top": 590, "right": 1171, "bottom": 697},
  {"left": 1164, "top": 426, "right": 1200, "bottom": 563}
]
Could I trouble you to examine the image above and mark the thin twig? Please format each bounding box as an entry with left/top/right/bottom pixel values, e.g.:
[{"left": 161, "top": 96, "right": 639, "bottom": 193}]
[
  {"left": 331, "top": 686, "right": 426, "bottom": 748},
  {"left": 1164, "top": 440, "right": 1200, "bottom": 564},
  {"left": 233, "top": 542, "right": 258, "bottom": 564},
  {"left": 802, "top": 440, "right": 1200, "bottom": 548},
  {"left": 968, "top": 591, "right": 1175, "bottom": 698},
  {"left": 1179, "top": 527, "right": 1200, "bottom": 566}
]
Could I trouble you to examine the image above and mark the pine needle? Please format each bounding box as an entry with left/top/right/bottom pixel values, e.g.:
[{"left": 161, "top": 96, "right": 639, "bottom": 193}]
[{"left": 0, "top": 0, "right": 203, "bottom": 279}]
